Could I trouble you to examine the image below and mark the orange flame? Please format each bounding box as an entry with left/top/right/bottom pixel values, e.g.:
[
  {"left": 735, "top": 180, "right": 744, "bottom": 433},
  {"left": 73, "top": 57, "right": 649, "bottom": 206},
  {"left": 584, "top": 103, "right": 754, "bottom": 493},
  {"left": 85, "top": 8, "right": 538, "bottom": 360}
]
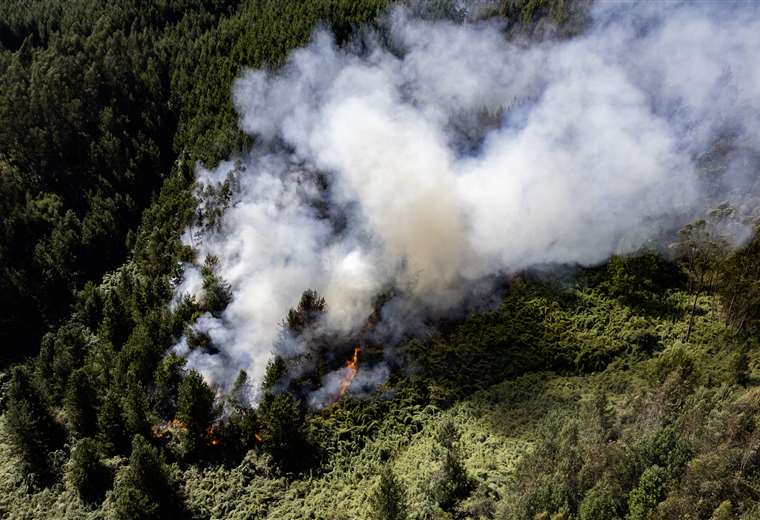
[
  {"left": 337, "top": 345, "right": 361, "bottom": 398},
  {"left": 206, "top": 425, "right": 221, "bottom": 446},
  {"left": 152, "top": 418, "right": 186, "bottom": 438},
  {"left": 153, "top": 419, "right": 220, "bottom": 446},
  {"left": 255, "top": 432, "right": 263, "bottom": 443}
]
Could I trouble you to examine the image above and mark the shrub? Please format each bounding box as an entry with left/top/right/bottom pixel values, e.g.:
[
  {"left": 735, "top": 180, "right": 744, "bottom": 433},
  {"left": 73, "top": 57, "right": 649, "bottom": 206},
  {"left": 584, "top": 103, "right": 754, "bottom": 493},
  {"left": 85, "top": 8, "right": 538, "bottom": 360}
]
[
  {"left": 627, "top": 465, "right": 668, "bottom": 520},
  {"left": 711, "top": 500, "right": 733, "bottom": 520},
  {"left": 578, "top": 478, "right": 623, "bottom": 520}
]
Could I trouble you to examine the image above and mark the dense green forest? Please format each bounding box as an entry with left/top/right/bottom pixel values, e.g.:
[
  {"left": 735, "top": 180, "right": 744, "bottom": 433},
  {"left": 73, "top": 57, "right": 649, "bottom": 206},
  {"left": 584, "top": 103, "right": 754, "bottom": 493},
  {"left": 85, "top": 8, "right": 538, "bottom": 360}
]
[{"left": 2, "top": 0, "right": 760, "bottom": 519}]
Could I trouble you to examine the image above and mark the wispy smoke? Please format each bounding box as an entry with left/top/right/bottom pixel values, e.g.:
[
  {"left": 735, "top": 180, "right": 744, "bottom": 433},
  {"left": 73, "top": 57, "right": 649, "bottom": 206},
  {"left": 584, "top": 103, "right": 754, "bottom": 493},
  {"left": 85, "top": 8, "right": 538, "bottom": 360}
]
[{"left": 173, "top": 2, "right": 760, "bottom": 398}]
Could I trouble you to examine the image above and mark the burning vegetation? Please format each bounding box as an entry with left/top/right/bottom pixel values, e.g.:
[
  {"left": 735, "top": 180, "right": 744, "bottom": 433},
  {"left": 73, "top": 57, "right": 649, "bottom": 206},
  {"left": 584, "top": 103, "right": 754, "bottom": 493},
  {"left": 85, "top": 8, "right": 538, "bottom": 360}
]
[
  {"left": 152, "top": 418, "right": 186, "bottom": 439},
  {"left": 337, "top": 345, "right": 361, "bottom": 399}
]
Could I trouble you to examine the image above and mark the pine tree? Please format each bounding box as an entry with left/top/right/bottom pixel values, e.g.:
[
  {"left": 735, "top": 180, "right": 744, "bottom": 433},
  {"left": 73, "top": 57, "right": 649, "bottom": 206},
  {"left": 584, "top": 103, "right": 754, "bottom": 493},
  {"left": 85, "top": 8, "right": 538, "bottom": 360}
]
[
  {"left": 68, "top": 437, "right": 111, "bottom": 504},
  {"left": 153, "top": 353, "right": 186, "bottom": 420},
  {"left": 176, "top": 369, "right": 217, "bottom": 458},
  {"left": 97, "top": 387, "right": 130, "bottom": 456},
  {"left": 122, "top": 379, "right": 150, "bottom": 439},
  {"left": 4, "top": 366, "right": 64, "bottom": 484},
  {"left": 258, "top": 392, "right": 312, "bottom": 472},
  {"left": 429, "top": 418, "right": 472, "bottom": 511},
  {"left": 64, "top": 368, "right": 98, "bottom": 437},
  {"left": 109, "top": 435, "right": 181, "bottom": 520},
  {"left": 369, "top": 466, "right": 407, "bottom": 520},
  {"left": 285, "top": 289, "right": 326, "bottom": 334}
]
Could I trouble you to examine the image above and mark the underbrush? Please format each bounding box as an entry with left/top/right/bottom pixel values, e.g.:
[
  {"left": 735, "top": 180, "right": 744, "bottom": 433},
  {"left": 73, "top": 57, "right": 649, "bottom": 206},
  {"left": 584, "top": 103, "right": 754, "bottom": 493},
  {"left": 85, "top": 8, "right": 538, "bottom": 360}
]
[{"left": 2, "top": 285, "right": 758, "bottom": 519}]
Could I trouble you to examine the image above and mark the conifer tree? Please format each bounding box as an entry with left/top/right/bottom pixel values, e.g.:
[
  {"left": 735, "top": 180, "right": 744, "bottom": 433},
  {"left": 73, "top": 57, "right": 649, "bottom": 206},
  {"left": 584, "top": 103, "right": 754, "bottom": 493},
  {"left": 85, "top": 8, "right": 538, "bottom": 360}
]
[
  {"left": 97, "top": 387, "right": 130, "bottom": 456},
  {"left": 64, "top": 368, "right": 98, "bottom": 437},
  {"left": 109, "top": 435, "right": 181, "bottom": 520},
  {"left": 69, "top": 437, "right": 111, "bottom": 504},
  {"left": 176, "top": 369, "right": 217, "bottom": 458},
  {"left": 4, "top": 366, "right": 64, "bottom": 483},
  {"left": 369, "top": 466, "right": 408, "bottom": 520}
]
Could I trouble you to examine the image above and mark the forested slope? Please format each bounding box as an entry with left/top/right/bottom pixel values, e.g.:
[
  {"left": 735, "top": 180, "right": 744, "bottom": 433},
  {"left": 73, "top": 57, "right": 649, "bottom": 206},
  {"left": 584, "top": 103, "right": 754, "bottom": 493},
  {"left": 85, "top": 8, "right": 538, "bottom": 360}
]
[
  {"left": 0, "top": 0, "right": 392, "bottom": 365},
  {"left": 2, "top": 1, "right": 760, "bottom": 519}
]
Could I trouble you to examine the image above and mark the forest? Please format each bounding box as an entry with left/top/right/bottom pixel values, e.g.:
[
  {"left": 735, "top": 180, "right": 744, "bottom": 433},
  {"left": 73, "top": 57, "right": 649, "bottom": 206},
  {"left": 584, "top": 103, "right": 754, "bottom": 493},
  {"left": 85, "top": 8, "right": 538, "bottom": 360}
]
[{"left": 2, "top": 0, "right": 760, "bottom": 519}]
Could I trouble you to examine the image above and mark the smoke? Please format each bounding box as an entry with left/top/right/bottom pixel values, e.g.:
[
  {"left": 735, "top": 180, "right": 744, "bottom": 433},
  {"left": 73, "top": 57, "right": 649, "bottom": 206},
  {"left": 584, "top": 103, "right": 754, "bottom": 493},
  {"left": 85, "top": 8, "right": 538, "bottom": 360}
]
[{"left": 174, "top": 1, "right": 760, "bottom": 400}]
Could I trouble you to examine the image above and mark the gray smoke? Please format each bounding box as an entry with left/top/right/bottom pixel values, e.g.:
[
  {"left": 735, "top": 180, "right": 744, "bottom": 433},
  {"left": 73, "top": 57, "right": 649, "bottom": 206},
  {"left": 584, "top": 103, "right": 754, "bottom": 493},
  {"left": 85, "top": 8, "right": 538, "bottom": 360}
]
[{"left": 172, "top": 1, "right": 760, "bottom": 400}]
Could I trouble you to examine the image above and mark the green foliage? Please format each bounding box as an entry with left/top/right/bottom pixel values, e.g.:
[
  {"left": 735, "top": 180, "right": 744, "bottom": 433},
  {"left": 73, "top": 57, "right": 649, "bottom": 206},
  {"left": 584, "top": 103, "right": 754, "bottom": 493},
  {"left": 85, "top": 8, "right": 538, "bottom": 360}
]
[
  {"left": 271, "top": 288, "right": 337, "bottom": 397},
  {"left": 176, "top": 369, "right": 217, "bottom": 458},
  {"left": 63, "top": 368, "right": 98, "bottom": 437},
  {"left": 153, "top": 353, "right": 186, "bottom": 420},
  {"left": 97, "top": 387, "right": 130, "bottom": 456},
  {"left": 370, "top": 466, "right": 408, "bottom": 520},
  {"left": 711, "top": 501, "right": 734, "bottom": 520},
  {"left": 68, "top": 437, "right": 112, "bottom": 504},
  {"left": 200, "top": 255, "right": 232, "bottom": 317},
  {"left": 4, "top": 2, "right": 760, "bottom": 518},
  {"left": 263, "top": 355, "right": 287, "bottom": 391},
  {"left": 285, "top": 288, "right": 327, "bottom": 335},
  {"left": 34, "top": 322, "right": 91, "bottom": 405},
  {"left": 632, "top": 427, "right": 692, "bottom": 482},
  {"left": 602, "top": 252, "right": 684, "bottom": 306},
  {"left": 108, "top": 434, "right": 182, "bottom": 520},
  {"left": 499, "top": 0, "right": 590, "bottom": 37},
  {"left": 731, "top": 346, "right": 750, "bottom": 386},
  {"left": 627, "top": 465, "right": 668, "bottom": 520},
  {"left": 3, "top": 366, "right": 64, "bottom": 483},
  {"left": 122, "top": 379, "right": 151, "bottom": 440},
  {"left": 718, "top": 226, "right": 760, "bottom": 334},
  {"left": 0, "top": 15, "right": 176, "bottom": 362},
  {"left": 429, "top": 418, "right": 472, "bottom": 512},
  {"left": 258, "top": 392, "right": 312, "bottom": 473},
  {"left": 100, "top": 288, "right": 133, "bottom": 351},
  {"left": 218, "top": 405, "right": 259, "bottom": 464},
  {"left": 578, "top": 478, "right": 623, "bottom": 520}
]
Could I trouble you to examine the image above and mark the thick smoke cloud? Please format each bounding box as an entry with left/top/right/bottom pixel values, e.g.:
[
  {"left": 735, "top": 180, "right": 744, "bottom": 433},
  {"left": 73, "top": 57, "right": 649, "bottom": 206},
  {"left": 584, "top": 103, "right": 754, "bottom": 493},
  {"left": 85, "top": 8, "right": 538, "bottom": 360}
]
[{"left": 174, "top": 1, "right": 760, "bottom": 398}]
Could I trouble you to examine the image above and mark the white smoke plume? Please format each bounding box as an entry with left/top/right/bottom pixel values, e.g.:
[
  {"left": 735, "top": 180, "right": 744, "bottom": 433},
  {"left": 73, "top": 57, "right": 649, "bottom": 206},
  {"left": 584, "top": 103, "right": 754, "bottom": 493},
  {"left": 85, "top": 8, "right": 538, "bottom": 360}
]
[{"left": 173, "top": 1, "right": 760, "bottom": 399}]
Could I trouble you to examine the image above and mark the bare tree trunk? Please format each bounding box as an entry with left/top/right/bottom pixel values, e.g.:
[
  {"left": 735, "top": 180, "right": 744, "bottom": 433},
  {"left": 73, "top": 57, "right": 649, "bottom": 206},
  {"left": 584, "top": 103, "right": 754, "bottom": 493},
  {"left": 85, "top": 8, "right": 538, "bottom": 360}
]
[
  {"left": 708, "top": 271, "right": 717, "bottom": 318},
  {"left": 685, "top": 271, "right": 705, "bottom": 342},
  {"left": 735, "top": 316, "right": 746, "bottom": 336},
  {"left": 726, "top": 292, "right": 736, "bottom": 325}
]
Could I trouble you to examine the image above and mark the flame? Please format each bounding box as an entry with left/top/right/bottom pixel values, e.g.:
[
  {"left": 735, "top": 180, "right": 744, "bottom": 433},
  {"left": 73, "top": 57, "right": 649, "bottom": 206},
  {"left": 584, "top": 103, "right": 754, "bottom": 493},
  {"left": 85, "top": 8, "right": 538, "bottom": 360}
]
[
  {"left": 206, "top": 425, "right": 221, "bottom": 446},
  {"left": 255, "top": 432, "right": 263, "bottom": 443},
  {"left": 152, "top": 418, "right": 186, "bottom": 438},
  {"left": 337, "top": 345, "right": 361, "bottom": 398},
  {"left": 153, "top": 419, "right": 220, "bottom": 446}
]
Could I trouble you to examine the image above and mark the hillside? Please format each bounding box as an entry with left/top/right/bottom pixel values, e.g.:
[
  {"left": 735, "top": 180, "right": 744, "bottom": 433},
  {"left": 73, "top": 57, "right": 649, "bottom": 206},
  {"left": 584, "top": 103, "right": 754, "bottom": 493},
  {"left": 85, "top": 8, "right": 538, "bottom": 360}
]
[
  {"left": 3, "top": 277, "right": 760, "bottom": 518},
  {"left": 2, "top": 1, "right": 760, "bottom": 519}
]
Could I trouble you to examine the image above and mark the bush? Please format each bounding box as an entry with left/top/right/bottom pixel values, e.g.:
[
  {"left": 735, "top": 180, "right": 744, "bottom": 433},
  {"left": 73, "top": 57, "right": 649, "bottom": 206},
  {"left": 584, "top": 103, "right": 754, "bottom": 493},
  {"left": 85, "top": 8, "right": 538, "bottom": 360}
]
[
  {"left": 627, "top": 465, "right": 668, "bottom": 520},
  {"left": 578, "top": 478, "right": 623, "bottom": 520},
  {"left": 711, "top": 501, "right": 733, "bottom": 520},
  {"left": 602, "top": 252, "right": 683, "bottom": 306}
]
